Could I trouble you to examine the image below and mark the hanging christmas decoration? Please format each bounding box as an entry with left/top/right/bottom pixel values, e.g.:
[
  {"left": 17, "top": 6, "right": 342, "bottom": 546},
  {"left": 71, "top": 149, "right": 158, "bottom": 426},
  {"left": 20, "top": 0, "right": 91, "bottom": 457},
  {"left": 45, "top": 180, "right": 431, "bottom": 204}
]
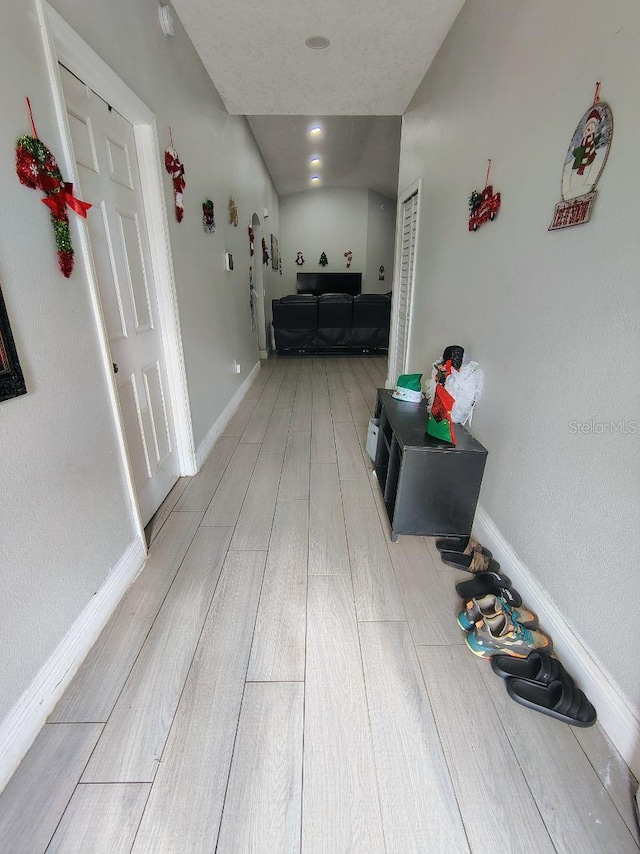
[
  {"left": 468, "top": 160, "right": 501, "bottom": 232},
  {"left": 248, "top": 226, "right": 255, "bottom": 256},
  {"left": 262, "top": 237, "right": 270, "bottom": 265},
  {"left": 295, "top": 251, "right": 305, "bottom": 266},
  {"left": 279, "top": 257, "right": 283, "bottom": 276},
  {"left": 378, "top": 265, "right": 385, "bottom": 281},
  {"left": 318, "top": 251, "right": 328, "bottom": 267},
  {"left": 15, "top": 98, "right": 92, "bottom": 278},
  {"left": 249, "top": 266, "right": 257, "bottom": 331},
  {"left": 164, "top": 129, "right": 185, "bottom": 223},
  {"left": 229, "top": 197, "right": 239, "bottom": 227},
  {"left": 202, "top": 199, "right": 215, "bottom": 233},
  {"left": 344, "top": 250, "right": 353, "bottom": 268},
  {"left": 549, "top": 83, "right": 613, "bottom": 231}
]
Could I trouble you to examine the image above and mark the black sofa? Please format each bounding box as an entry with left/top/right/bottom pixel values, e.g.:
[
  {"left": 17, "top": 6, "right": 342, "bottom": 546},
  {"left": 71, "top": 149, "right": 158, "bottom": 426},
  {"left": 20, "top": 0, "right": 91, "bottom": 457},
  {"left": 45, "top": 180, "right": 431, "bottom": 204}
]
[{"left": 272, "top": 292, "right": 391, "bottom": 353}]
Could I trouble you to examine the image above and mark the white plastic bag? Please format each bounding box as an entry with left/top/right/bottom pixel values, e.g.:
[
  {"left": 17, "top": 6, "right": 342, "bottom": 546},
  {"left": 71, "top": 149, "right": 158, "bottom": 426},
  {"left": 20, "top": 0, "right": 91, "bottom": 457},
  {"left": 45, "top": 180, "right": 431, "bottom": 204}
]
[{"left": 445, "top": 361, "right": 483, "bottom": 424}]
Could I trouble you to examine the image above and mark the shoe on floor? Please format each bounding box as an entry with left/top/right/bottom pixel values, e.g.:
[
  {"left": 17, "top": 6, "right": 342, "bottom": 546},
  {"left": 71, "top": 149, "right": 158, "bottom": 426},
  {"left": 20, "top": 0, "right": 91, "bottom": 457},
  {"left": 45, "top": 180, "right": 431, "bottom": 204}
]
[
  {"left": 436, "top": 535, "right": 492, "bottom": 559},
  {"left": 464, "top": 613, "right": 552, "bottom": 659},
  {"left": 457, "top": 594, "right": 538, "bottom": 632}
]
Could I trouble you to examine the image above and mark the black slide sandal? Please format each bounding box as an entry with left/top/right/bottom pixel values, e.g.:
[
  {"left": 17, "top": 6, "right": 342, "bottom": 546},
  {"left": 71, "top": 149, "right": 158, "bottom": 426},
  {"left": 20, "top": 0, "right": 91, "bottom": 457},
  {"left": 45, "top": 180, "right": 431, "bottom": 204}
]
[
  {"left": 492, "top": 650, "right": 565, "bottom": 684},
  {"left": 440, "top": 550, "right": 500, "bottom": 574},
  {"left": 436, "top": 537, "right": 493, "bottom": 559},
  {"left": 506, "top": 677, "right": 596, "bottom": 727},
  {"left": 455, "top": 573, "right": 521, "bottom": 608}
]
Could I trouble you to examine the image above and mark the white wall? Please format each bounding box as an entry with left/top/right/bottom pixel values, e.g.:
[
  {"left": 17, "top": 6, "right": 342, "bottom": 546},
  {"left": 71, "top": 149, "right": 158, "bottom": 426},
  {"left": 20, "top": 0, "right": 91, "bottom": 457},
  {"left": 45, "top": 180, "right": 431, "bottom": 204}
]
[
  {"left": 0, "top": 0, "right": 278, "bottom": 725},
  {"left": 280, "top": 187, "right": 396, "bottom": 295},
  {"left": 280, "top": 188, "right": 368, "bottom": 294},
  {"left": 366, "top": 190, "right": 396, "bottom": 294},
  {"left": 399, "top": 0, "right": 640, "bottom": 715}
]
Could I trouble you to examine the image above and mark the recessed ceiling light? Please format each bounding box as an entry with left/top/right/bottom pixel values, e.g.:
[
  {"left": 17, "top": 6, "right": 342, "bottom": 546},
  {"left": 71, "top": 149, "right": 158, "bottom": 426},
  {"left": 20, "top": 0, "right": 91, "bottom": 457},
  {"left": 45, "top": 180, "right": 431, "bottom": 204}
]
[
  {"left": 309, "top": 126, "right": 322, "bottom": 136},
  {"left": 310, "top": 158, "right": 321, "bottom": 166},
  {"left": 305, "top": 36, "right": 330, "bottom": 50},
  {"left": 311, "top": 176, "right": 320, "bottom": 184}
]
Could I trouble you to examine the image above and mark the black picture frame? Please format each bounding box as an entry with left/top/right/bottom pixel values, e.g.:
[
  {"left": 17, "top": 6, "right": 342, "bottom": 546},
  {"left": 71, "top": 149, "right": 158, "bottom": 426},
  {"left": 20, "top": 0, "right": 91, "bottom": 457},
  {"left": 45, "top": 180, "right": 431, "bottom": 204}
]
[{"left": 0, "top": 283, "right": 27, "bottom": 403}]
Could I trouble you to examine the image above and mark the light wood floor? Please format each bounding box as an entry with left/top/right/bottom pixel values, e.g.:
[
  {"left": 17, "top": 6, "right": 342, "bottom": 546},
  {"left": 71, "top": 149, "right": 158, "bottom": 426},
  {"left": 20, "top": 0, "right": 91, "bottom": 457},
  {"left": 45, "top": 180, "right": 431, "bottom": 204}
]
[{"left": 1, "top": 355, "right": 638, "bottom": 853}]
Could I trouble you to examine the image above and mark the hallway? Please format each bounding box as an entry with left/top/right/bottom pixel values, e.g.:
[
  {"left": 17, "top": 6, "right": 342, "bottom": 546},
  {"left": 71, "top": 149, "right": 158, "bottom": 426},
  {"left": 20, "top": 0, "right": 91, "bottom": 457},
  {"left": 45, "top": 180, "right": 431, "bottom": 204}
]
[{"left": 0, "top": 355, "right": 637, "bottom": 852}]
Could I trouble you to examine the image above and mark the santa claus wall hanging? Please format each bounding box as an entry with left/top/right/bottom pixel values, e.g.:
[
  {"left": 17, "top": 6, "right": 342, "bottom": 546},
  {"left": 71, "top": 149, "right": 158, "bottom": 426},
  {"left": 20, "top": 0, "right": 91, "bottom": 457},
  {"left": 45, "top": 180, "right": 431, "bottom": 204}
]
[
  {"left": 164, "top": 129, "right": 185, "bottom": 223},
  {"left": 549, "top": 83, "right": 613, "bottom": 231}
]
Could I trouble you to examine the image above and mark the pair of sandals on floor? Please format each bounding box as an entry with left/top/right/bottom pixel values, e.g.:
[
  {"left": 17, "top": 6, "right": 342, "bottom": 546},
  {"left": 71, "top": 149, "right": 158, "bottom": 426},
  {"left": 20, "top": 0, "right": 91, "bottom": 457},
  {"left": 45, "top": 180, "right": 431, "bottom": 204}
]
[{"left": 435, "top": 534, "right": 596, "bottom": 728}]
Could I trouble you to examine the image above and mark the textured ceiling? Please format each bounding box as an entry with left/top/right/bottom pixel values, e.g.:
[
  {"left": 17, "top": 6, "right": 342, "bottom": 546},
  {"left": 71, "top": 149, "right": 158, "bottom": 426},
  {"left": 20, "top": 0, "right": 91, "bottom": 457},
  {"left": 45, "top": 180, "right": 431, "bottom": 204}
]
[
  {"left": 171, "top": 0, "right": 466, "bottom": 116},
  {"left": 247, "top": 116, "right": 401, "bottom": 198},
  {"left": 170, "top": 0, "right": 465, "bottom": 197}
]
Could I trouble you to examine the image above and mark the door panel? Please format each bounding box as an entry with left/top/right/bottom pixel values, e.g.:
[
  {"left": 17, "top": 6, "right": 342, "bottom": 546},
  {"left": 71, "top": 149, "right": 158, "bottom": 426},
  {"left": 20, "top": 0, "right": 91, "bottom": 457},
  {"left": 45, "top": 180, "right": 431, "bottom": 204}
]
[{"left": 60, "top": 65, "right": 179, "bottom": 524}]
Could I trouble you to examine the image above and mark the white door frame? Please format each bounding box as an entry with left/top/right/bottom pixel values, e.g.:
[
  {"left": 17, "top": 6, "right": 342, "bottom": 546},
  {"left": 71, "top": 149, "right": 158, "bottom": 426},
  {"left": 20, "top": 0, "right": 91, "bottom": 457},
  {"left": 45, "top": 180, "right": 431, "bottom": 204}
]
[
  {"left": 386, "top": 178, "right": 422, "bottom": 387},
  {"left": 36, "top": 2, "right": 197, "bottom": 541}
]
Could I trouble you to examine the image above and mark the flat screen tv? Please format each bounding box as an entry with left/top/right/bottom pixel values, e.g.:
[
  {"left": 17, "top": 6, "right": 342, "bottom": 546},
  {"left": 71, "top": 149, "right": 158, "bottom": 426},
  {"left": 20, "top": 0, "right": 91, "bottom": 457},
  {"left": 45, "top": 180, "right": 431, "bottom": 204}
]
[{"left": 296, "top": 272, "right": 362, "bottom": 296}]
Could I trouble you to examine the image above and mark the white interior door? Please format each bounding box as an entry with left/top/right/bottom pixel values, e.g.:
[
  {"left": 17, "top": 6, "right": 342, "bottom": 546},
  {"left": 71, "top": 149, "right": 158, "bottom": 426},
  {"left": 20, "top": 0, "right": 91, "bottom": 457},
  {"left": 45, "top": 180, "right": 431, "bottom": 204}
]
[
  {"left": 389, "top": 186, "right": 419, "bottom": 382},
  {"left": 60, "top": 65, "right": 180, "bottom": 525}
]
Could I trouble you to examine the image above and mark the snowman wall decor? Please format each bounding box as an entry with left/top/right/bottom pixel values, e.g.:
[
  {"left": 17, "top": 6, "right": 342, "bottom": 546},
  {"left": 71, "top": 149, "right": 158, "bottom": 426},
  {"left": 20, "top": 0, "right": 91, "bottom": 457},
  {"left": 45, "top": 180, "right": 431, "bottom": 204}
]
[{"left": 549, "top": 84, "right": 613, "bottom": 231}]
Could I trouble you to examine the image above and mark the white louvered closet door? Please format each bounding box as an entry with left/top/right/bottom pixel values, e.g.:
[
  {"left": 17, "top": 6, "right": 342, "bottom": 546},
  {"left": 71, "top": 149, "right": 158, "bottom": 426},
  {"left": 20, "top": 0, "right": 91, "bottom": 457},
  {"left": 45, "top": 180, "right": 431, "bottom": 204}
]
[{"left": 392, "top": 189, "right": 419, "bottom": 378}]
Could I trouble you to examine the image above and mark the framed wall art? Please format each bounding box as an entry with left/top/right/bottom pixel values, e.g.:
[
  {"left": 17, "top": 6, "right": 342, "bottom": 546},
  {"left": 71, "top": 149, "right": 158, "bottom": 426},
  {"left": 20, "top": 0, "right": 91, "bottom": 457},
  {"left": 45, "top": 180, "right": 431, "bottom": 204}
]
[
  {"left": 0, "top": 282, "right": 27, "bottom": 403},
  {"left": 271, "top": 234, "right": 279, "bottom": 271}
]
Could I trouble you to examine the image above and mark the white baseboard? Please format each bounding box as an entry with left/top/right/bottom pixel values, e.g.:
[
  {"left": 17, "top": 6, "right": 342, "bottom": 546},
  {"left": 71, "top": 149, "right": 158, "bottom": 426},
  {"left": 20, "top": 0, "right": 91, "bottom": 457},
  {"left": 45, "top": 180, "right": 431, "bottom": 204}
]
[
  {"left": 0, "top": 535, "right": 146, "bottom": 795},
  {"left": 195, "top": 360, "right": 262, "bottom": 469},
  {"left": 474, "top": 505, "right": 640, "bottom": 780}
]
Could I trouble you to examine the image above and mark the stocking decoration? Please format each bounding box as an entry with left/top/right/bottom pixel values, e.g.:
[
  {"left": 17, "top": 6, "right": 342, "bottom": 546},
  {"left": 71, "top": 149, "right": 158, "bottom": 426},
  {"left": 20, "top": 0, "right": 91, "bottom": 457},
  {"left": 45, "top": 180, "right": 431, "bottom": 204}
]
[
  {"left": 295, "top": 251, "right": 305, "bottom": 265},
  {"left": 229, "top": 197, "right": 239, "bottom": 227},
  {"left": 262, "top": 237, "right": 270, "bottom": 265},
  {"left": 164, "top": 130, "right": 185, "bottom": 222},
  {"left": 319, "top": 252, "right": 328, "bottom": 267},
  {"left": 15, "top": 98, "right": 92, "bottom": 278},
  {"left": 202, "top": 199, "right": 215, "bottom": 233},
  {"left": 344, "top": 250, "right": 353, "bottom": 268},
  {"left": 248, "top": 226, "right": 255, "bottom": 256}
]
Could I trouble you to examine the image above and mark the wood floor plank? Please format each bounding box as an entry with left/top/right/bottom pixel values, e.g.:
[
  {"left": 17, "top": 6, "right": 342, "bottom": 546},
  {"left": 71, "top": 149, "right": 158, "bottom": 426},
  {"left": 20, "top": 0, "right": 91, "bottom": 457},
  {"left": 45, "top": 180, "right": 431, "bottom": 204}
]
[
  {"left": 384, "top": 534, "right": 463, "bottom": 645},
  {"left": 240, "top": 399, "right": 275, "bottom": 443},
  {"left": 475, "top": 655, "right": 639, "bottom": 852},
  {"left": 258, "top": 372, "right": 285, "bottom": 404},
  {"left": 247, "top": 499, "right": 308, "bottom": 681},
  {"left": 230, "top": 452, "right": 284, "bottom": 550},
  {"left": 47, "top": 783, "right": 151, "bottom": 854},
  {"left": 173, "top": 435, "right": 239, "bottom": 511},
  {"left": 574, "top": 724, "right": 640, "bottom": 845},
  {"left": 131, "top": 550, "right": 266, "bottom": 854},
  {"left": 417, "top": 646, "right": 554, "bottom": 853},
  {"left": 145, "top": 476, "right": 189, "bottom": 543},
  {"left": 278, "top": 431, "right": 311, "bottom": 500},
  {"left": 309, "top": 464, "right": 350, "bottom": 576},
  {"left": 0, "top": 723, "right": 102, "bottom": 853},
  {"left": 337, "top": 369, "right": 359, "bottom": 393},
  {"left": 303, "top": 576, "right": 385, "bottom": 853},
  {"left": 311, "top": 371, "right": 331, "bottom": 413},
  {"left": 217, "top": 682, "right": 304, "bottom": 854},
  {"left": 359, "top": 623, "right": 469, "bottom": 852},
  {"left": 221, "top": 397, "right": 259, "bottom": 435},
  {"left": 341, "top": 478, "right": 406, "bottom": 621},
  {"left": 328, "top": 383, "right": 353, "bottom": 422},
  {"left": 283, "top": 359, "right": 302, "bottom": 381},
  {"left": 82, "top": 527, "right": 233, "bottom": 783},
  {"left": 274, "top": 380, "right": 296, "bottom": 410},
  {"left": 260, "top": 406, "right": 292, "bottom": 457},
  {"left": 289, "top": 383, "right": 312, "bottom": 432},
  {"left": 334, "top": 418, "right": 370, "bottom": 483},
  {"left": 201, "top": 443, "right": 260, "bottom": 527},
  {"left": 310, "top": 412, "right": 336, "bottom": 464},
  {"left": 50, "top": 512, "right": 202, "bottom": 722}
]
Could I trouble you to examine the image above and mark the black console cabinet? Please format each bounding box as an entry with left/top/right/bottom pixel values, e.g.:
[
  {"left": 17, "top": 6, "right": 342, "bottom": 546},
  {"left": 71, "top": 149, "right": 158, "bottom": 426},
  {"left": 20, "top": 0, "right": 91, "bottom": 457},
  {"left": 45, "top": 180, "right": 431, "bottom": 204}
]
[{"left": 374, "top": 389, "right": 488, "bottom": 542}]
